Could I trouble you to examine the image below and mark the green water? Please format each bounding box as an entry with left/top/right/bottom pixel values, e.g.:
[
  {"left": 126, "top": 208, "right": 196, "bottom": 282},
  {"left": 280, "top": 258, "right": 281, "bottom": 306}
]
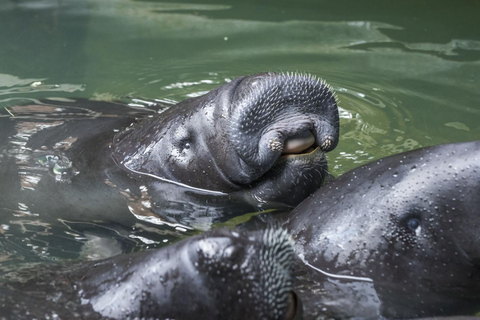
[
  {"left": 0, "top": 0, "right": 479, "bottom": 313},
  {"left": 1, "top": 0, "right": 479, "bottom": 175}
]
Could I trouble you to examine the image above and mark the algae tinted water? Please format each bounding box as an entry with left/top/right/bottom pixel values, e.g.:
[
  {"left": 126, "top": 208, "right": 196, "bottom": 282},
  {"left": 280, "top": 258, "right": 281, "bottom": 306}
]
[{"left": 0, "top": 0, "right": 479, "bottom": 282}]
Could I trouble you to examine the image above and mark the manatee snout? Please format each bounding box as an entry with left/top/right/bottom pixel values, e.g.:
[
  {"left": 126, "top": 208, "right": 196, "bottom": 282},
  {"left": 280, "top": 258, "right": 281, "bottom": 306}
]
[{"left": 229, "top": 72, "right": 339, "bottom": 172}]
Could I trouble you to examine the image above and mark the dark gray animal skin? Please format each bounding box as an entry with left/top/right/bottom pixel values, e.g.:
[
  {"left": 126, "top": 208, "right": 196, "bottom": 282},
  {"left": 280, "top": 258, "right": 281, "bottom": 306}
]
[
  {"left": 286, "top": 140, "right": 480, "bottom": 319},
  {"left": 0, "top": 228, "right": 301, "bottom": 320},
  {"left": 0, "top": 72, "right": 338, "bottom": 228},
  {"left": 113, "top": 72, "right": 339, "bottom": 204}
]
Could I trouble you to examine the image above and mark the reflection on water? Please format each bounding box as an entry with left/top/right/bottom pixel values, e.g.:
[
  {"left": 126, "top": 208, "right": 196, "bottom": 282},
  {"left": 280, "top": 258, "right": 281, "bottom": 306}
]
[
  {"left": 349, "top": 38, "right": 480, "bottom": 62},
  {"left": 0, "top": 96, "right": 272, "bottom": 268},
  {"left": 0, "top": 1, "right": 479, "bottom": 309}
]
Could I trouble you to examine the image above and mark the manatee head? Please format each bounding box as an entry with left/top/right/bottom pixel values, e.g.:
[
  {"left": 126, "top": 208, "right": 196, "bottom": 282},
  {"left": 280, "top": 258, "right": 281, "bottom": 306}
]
[
  {"left": 287, "top": 140, "right": 480, "bottom": 318},
  {"left": 0, "top": 229, "right": 300, "bottom": 320},
  {"left": 113, "top": 72, "right": 339, "bottom": 206},
  {"left": 80, "top": 228, "right": 300, "bottom": 320},
  {"left": 189, "top": 228, "right": 300, "bottom": 320}
]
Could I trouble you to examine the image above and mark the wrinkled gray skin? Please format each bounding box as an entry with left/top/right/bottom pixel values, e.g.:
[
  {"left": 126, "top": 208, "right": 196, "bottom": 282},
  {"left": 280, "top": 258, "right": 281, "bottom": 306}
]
[
  {"left": 286, "top": 140, "right": 480, "bottom": 319},
  {"left": 0, "top": 72, "right": 338, "bottom": 229},
  {"left": 113, "top": 72, "right": 339, "bottom": 204},
  {"left": 0, "top": 228, "right": 300, "bottom": 320}
]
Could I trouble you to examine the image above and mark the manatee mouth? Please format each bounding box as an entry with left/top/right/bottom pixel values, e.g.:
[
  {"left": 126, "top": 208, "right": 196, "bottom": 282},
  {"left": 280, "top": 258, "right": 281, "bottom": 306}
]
[
  {"left": 282, "top": 130, "right": 318, "bottom": 156},
  {"left": 227, "top": 72, "right": 339, "bottom": 187}
]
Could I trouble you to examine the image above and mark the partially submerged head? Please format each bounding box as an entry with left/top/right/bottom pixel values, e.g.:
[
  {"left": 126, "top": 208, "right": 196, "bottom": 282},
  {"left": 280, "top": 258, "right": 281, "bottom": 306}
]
[
  {"left": 0, "top": 228, "right": 300, "bottom": 320},
  {"left": 82, "top": 228, "right": 300, "bottom": 320},
  {"left": 113, "top": 72, "right": 339, "bottom": 206},
  {"left": 190, "top": 228, "right": 300, "bottom": 319},
  {"left": 287, "top": 140, "right": 480, "bottom": 318}
]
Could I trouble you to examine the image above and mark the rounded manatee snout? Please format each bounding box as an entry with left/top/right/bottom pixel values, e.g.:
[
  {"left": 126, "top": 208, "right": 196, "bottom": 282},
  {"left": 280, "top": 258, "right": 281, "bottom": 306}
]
[
  {"left": 229, "top": 73, "right": 338, "bottom": 169},
  {"left": 227, "top": 72, "right": 339, "bottom": 205}
]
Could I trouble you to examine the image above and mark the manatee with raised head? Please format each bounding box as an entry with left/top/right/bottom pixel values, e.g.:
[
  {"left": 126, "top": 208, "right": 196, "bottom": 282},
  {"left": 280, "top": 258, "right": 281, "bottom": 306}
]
[
  {"left": 0, "top": 73, "right": 339, "bottom": 229},
  {"left": 286, "top": 140, "right": 480, "bottom": 318},
  {"left": 113, "top": 72, "right": 338, "bottom": 203},
  {"left": 0, "top": 228, "right": 300, "bottom": 320}
]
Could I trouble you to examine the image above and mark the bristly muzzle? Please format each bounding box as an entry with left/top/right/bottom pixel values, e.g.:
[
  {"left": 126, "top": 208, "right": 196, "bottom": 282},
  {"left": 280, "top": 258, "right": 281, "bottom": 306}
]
[{"left": 228, "top": 72, "right": 339, "bottom": 173}]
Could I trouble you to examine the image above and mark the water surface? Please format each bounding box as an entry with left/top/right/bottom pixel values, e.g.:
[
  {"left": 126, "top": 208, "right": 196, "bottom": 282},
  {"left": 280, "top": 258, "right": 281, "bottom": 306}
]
[{"left": 0, "top": 0, "right": 479, "bottom": 295}]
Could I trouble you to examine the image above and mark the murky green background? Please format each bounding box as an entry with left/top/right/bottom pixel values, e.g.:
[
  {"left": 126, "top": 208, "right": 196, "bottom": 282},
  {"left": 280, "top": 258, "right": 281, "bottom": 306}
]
[
  {"left": 0, "top": 0, "right": 479, "bottom": 273},
  {"left": 2, "top": 0, "right": 480, "bottom": 172}
]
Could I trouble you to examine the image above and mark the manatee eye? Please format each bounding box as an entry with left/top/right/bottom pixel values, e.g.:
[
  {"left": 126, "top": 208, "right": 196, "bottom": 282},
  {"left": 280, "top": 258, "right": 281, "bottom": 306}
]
[
  {"left": 177, "top": 137, "right": 194, "bottom": 153},
  {"left": 400, "top": 208, "right": 422, "bottom": 234},
  {"left": 182, "top": 141, "right": 191, "bottom": 150},
  {"left": 171, "top": 126, "right": 195, "bottom": 154},
  {"left": 407, "top": 218, "right": 420, "bottom": 231},
  {"left": 286, "top": 291, "right": 301, "bottom": 320}
]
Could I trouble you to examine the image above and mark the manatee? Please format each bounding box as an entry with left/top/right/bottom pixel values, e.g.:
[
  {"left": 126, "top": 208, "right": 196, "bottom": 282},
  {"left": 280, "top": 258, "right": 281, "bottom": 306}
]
[
  {"left": 286, "top": 140, "right": 480, "bottom": 318},
  {"left": 112, "top": 72, "right": 339, "bottom": 204},
  {"left": 0, "top": 73, "right": 339, "bottom": 229},
  {"left": 0, "top": 228, "right": 300, "bottom": 320}
]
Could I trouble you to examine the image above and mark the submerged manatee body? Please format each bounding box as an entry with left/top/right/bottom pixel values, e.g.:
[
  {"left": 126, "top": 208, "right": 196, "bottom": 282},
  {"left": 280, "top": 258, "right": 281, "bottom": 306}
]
[
  {"left": 287, "top": 140, "right": 480, "bottom": 318},
  {"left": 0, "top": 228, "right": 300, "bottom": 320},
  {"left": 0, "top": 73, "right": 338, "bottom": 230}
]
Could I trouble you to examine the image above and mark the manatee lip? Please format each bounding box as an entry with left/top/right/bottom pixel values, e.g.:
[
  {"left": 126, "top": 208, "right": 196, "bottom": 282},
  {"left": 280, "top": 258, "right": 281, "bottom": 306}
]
[
  {"left": 282, "top": 130, "right": 318, "bottom": 156},
  {"left": 280, "top": 146, "right": 322, "bottom": 161}
]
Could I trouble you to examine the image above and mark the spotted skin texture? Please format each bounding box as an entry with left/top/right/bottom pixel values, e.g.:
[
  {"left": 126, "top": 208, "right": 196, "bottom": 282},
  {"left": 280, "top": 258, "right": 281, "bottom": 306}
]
[
  {"left": 287, "top": 140, "right": 480, "bottom": 319},
  {"left": 0, "top": 228, "right": 297, "bottom": 320}
]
